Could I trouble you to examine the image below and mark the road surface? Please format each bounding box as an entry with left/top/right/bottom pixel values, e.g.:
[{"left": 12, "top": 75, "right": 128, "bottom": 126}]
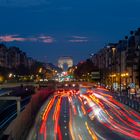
[
  {"left": 28, "top": 87, "right": 140, "bottom": 140},
  {"left": 0, "top": 89, "right": 11, "bottom": 96}
]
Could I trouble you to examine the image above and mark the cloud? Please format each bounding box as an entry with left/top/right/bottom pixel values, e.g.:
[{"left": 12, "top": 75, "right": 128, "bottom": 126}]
[
  {"left": 69, "top": 39, "right": 88, "bottom": 43},
  {"left": 0, "top": 35, "right": 26, "bottom": 42},
  {"left": 0, "top": 0, "right": 50, "bottom": 7},
  {"left": 72, "top": 36, "right": 88, "bottom": 39},
  {"left": 0, "top": 34, "right": 54, "bottom": 43},
  {"left": 69, "top": 36, "right": 88, "bottom": 43},
  {"left": 0, "top": 34, "right": 87, "bottom": 44},
  {"left": 39, "top": 35, "right": 54, "bottom": 43}
]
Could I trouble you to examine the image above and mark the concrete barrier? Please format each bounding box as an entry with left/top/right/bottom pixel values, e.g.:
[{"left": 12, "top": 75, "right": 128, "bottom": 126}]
[{"left": 114, "top": 91, "right": 140, "bottom": 113}]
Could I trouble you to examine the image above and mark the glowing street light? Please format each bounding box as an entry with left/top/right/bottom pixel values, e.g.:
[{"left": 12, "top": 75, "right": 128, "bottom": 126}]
[
  {"left": 39, "top": 68, "right": 42, "bottom": 73},
  {"left": 9, "top": 73, "right": 13, "bottom": 78},
  {"left": 125, "top": 73, "right": 129, "bottom": 76}
]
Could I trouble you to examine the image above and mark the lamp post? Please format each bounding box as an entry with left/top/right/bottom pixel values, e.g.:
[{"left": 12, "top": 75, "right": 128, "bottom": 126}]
[
  {"left": 121, "top": 73, "right": 129, "bottom": 89},
  {"left": 125, "top": 73, "right": 129, "bottom": 88},
  {"left": 111, "top": 46, "right": 116, "bottom": 90},
  {"left": 90, "top": 53, "right": 94, "bottom": 65},
  {"left": 120, "top": 51, "right": 122, "bottom": 94},
  {"left": 130, "top": 31, "right": 134, "bottom": 83},
  {"left": 125, "top": 36, "right": 128, "bottom": 88},
  {"left": 138, "top": 45, "right": 140, "bottom": 88},
  {"left": 118, "top": 41, "right": 122, "bottom": 95}
]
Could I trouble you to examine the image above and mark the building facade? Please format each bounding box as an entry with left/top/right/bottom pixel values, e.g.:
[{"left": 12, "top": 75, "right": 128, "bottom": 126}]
[
  {"left": 0, "top": 44, "right": 8, "bottom": 68},
  {"left": 91, "top": 28, "right": 140, "bottom": 89},
  {"left": 0, "top": 44, "right": 35, "bottom": 69}
]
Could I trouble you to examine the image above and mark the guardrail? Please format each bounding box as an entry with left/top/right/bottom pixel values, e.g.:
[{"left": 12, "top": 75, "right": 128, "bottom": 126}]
[
  {"left": 113, "top": 91, "right": 140, "bottom": 112},
  {"left": 0, "top": 91, "right": 12, "bottom": 97},
  {"left": 2, "top": 89, "right": 54, "bottom": 140}
]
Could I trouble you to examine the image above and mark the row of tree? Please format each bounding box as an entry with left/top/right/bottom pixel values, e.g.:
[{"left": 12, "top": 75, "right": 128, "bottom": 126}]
[
  {"left": 0, "top": 61, "right": 45, "bottom": 82},
  {"left": 73, "top": 59, "right": 99, "bottom": 81}
]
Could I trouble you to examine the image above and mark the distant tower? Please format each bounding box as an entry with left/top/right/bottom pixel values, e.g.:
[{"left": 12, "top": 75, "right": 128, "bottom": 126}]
[{"left": 58, "top": 56, "right": 73, "bottom": 71}]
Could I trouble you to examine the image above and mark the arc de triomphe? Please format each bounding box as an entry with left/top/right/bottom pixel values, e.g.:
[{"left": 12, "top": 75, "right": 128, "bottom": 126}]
[{"left": 58, "top": 57, "right": 73, "bottom": 70}]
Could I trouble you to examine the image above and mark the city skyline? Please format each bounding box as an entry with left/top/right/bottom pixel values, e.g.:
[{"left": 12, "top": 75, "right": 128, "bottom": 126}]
[{"left": 0, "top": 0, "right": 140, "bottom": 64}]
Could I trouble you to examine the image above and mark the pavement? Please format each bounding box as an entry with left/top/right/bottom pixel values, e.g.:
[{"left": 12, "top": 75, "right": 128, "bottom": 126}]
[
  {"left": 27, "top": 86, "right": 140, "bottom": 140},
  {"left": 0, "top": 82, "right": 37, "bottom": 89}
]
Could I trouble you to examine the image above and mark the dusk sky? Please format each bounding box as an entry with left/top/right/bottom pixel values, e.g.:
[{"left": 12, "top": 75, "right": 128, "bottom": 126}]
[{"left": 0, "top": 0, "right": 140, "bottom": 65}]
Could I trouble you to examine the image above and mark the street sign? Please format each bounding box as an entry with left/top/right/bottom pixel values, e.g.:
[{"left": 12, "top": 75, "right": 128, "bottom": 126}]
[
  {"left": 129, "top": 88, "right": 136, "bottom": 95},
  {"left": 129, "top": 83, "right": 135, "bottom": 88},
  {"left": 113, "top": 83, "right": 118, "bottom": 91},
  {"left": 91, "top": 72, "right": 100, "bottom": 79}
]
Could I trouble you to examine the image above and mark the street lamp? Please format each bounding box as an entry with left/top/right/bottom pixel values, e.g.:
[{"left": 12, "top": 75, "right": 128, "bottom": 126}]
[
  {"left": 125, "top": 73, "right": 129, "bottom": 88},
  {"left": 130, "top": 31, "right": 134, "bottom": 83},
  {"left": 121, "top": 72, "right": 129, "bottom": 89},
  {"left": 118, "top": 40, "right": 122, "bottom": 94},
  {"left": 8, "top": 73, "right": 13, "bottom": 78},
  {"left": 138, "top": 44, "right": 140, "bottom": 88},
  {"left": 90, "top": 53, "right": 94, "bottom": 63},
  {"left": 111, "top": 46, "right": 116, "bottom": 89},
  {"left": 39, "top": 68, "right": 42, "bottom": 73},
  {"left": 112, "top": 47, "right": 116, "bottom": 54}
]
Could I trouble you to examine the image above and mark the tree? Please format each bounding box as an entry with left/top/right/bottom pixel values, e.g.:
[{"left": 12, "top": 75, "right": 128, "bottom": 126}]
[{"left": 74, "top": 59, "right": 99, "bottom": 80}]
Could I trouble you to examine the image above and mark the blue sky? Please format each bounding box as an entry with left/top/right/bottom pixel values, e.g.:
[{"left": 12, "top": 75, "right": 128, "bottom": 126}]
[{"left": 0, "top": 0, "right": 140, "bottom": 64}]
